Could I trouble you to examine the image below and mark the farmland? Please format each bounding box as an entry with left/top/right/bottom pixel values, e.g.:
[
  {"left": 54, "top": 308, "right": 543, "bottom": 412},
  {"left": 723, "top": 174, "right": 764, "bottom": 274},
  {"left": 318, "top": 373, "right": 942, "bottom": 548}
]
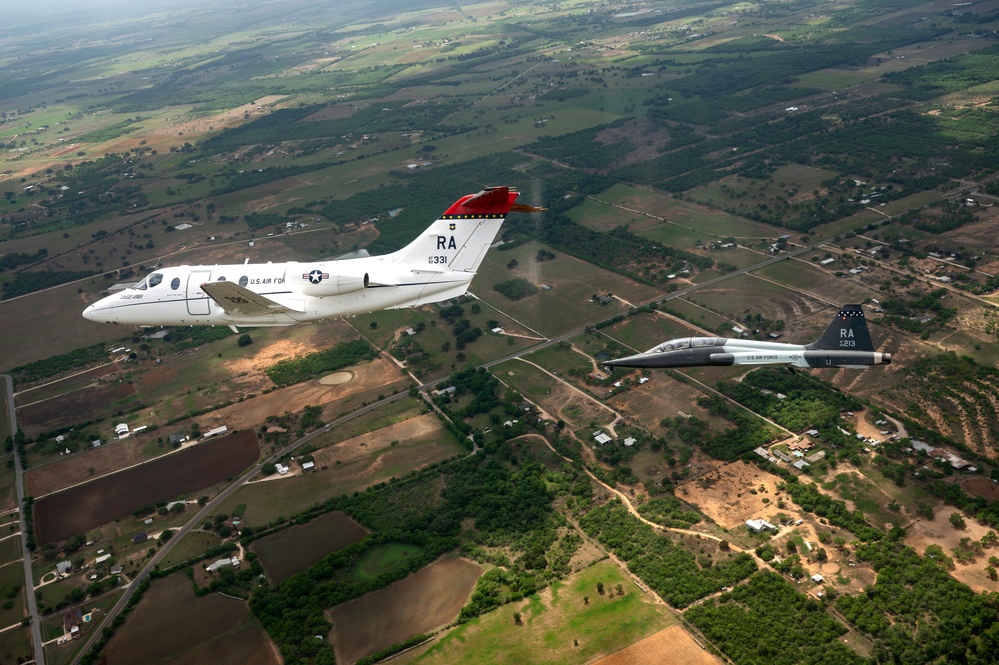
[
  {"left": 101, "top": 573, "right": 277, "bottom": 665},
  {"left": 33, "top": 430, "right": 259, "bottom": 544},
  {"left": 329, "top": 557, "right": 483, "bottom": 663},
  {"left": 252, "top": 511, "right": 369, "bottom": 583}
]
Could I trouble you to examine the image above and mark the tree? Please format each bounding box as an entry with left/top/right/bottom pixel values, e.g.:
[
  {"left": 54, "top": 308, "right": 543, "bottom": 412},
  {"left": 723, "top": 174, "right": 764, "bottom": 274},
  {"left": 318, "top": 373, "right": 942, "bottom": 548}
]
[
  {"left": 237, "top": 334, "right": 253, "bottom": 347},
  {"left": 513, "top": 612, "right": 522, "bottom": 625},
  {"left": 596, "top": 582, "right": 604, "bottom": 595},
  {"left": 949, "top": 512, "right": 967, "bottom": 530},
  {"left": 507, "top": 259, "right": 518, "bottom": 269}
]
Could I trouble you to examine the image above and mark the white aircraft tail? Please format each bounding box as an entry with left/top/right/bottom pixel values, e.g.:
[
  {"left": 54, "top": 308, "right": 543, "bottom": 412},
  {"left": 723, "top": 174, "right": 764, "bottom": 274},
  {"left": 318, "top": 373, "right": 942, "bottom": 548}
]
[{"left": 390, "top": 187, "right": 530, "bottom": 272}]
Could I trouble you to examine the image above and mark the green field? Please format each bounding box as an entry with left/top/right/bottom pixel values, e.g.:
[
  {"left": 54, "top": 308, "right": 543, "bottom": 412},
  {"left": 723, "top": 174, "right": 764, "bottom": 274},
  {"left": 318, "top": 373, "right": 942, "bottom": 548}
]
[
  {"left": 403, "top": 560, "right": 672, "bottom": 665},
  {"left": 350, "top": 543, "right": 426, "bottom": 582}
]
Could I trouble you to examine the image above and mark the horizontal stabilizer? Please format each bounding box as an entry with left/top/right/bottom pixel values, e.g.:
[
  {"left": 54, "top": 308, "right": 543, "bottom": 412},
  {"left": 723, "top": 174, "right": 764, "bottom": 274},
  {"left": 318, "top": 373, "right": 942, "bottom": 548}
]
[{"left": 201, "top": 281, "right": 301, "bottom": 316}]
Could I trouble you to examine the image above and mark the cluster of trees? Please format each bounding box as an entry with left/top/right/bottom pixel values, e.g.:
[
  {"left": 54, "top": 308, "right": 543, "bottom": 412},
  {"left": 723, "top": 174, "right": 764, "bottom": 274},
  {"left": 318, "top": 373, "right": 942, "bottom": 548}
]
[
  {"left": 525, "top": 119, "right": 635, "bottom": 169},
  {"left": 580, "top": 500, "right": 756, "bottom": 607},
  {"left": 493, "top": 278, "right": 538, "bottom": 301},
  {"left": 636, "top": 496, "right": 702, "bottom": 528},
  {"left": 265, "top": 338, "right": 377, "bottom": 386},
  {"left": 719, "top": 368, "right": 863, "bottom": 433},
  {"left": 879, "top": 289, "right": 956, "bottom": 335},
  {"left": 693, "top": 395, "right": 777, "bottom": 460},
  {"left": 838, "top": 537, "right": 999, "bottom": 663},
  {"left": 686, "top": 571, "right": 864, "bottom": 665}
]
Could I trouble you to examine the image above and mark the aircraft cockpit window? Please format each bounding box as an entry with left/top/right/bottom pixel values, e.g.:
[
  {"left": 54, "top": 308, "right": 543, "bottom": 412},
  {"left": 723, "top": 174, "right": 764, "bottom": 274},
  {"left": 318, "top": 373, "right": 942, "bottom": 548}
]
[
  {"left": 171, "top": 277, "right": 181, "bottom": 290},
  {"left": 239, "top": 275, "right": 248, "bottom": 287},
  {"left": 691, "top": 337, "right": 718, "bottom": 348},
  {"left": 650, "top": 338, "right": 690, "bottom": 353},
  {"left": 217, "top": 276, "right": 227, "bottom": 281},
  {"left": 148, "top": 273, "right": 163, "bottom": 288},
  {"left": 133, "top": 279, "right": 147, "bottom": 291}
]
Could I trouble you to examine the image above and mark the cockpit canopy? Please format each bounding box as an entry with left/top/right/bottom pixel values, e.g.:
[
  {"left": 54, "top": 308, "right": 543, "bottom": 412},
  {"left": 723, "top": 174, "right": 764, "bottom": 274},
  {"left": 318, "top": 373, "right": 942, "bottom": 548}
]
[
  {"left": 133, "top": 272, "right": 164, "bottom": 291},
  {"left": 646, "top": 337, "right": 722, "bottom": 354}
]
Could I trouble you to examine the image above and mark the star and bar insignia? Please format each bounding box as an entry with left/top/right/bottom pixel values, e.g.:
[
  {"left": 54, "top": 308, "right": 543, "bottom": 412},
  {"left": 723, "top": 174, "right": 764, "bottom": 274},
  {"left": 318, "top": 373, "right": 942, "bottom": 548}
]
[{"left": 304, "top": 269, "right": 329, "bottom": 284}]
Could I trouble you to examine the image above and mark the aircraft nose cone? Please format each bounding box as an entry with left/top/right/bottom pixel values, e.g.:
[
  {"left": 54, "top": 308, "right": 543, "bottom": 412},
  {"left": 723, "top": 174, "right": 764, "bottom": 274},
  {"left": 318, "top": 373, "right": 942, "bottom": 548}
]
[{"left": 82, "top": 304, "right": 95, "bottom": 321}]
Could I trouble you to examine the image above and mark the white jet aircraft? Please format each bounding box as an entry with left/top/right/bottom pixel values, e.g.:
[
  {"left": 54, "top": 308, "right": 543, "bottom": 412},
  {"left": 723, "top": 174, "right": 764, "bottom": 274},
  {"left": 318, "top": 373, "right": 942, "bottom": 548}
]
[{"left": 83, "top": 186, "right": 539, "bottom": 330}]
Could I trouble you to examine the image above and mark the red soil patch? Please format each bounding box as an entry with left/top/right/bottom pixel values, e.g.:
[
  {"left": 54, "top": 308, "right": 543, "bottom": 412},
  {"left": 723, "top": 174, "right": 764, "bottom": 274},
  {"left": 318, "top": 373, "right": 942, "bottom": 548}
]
[
  {"left": 329, "top": 557, "right": 483, "bottom": 664},
  {"left": 103, "top": 573, "right": 278, "bottom": 665},
  {"left": 962, "top": 476, "right": 999, "bottom": 501},
  {"left": 594, "top": 624, "right": 722, "bottom": 665},
  {"left": 251, "top": 511, "right": 369, "bottom": 583},
  {"left": 33, "top": 430, "right": 260, "bottom": 543}
]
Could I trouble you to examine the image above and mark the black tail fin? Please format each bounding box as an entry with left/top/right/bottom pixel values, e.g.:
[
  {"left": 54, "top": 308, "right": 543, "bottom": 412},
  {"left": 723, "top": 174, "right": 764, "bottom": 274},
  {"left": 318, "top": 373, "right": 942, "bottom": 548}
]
[{"left": 806, "top": 305, "right": 874, "bottom": 352}]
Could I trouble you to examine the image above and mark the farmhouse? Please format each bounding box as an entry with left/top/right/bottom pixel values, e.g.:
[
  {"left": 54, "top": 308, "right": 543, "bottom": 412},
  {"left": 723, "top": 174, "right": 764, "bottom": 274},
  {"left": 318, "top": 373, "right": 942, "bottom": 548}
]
[
  {"left": 168, "top": 432, "right": 188, "bottom": 445},
  {"left": 64, "top": 608, "right": 83, "bottom": 639},
  {"left": 206, "top": 557, "right": 233, "bottom": 573},
  {"left": 55, "top": 560, "right": 72, "bottom": 575},
  {"left": 820, "top": 258, "right": 836, "bottom": 266},
  {"left": 132, "top": 532, "right": 148, "bottom": 544},
  {"left": 302, "top": 461, "right": 315, "bottom": 472},
  {"left": 623, "top": 437, "right": 637, "bottom": 447},
  {"left": 811, "top": 574, "right": 824, "bottom": 584},
  {"left": 746, "top": 519, "right": 776, "bottom": 534},
  {"left": 114, "top": 423, "right": 129, "bottom": 437},
  {"left": 95, "top": 553, "right": 111, "bottom": 565},
  {"left": 276, "top": 463, "right": 289, "bottom": 475}
]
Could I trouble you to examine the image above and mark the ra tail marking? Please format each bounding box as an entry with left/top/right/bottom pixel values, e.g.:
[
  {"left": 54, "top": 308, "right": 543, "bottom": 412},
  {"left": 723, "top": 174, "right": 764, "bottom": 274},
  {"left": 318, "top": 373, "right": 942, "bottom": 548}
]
[
  {"left": 806, "top": 304, "right": 875, "bottom": 352},
  {"left": 389, "top": 186, "right": 543, "bottom": 273}
]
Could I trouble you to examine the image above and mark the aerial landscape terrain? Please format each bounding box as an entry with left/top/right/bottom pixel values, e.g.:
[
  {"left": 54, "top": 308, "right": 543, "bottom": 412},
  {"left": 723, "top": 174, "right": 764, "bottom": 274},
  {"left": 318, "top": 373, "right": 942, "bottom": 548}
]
[{"left": 6, "top": 0, "right": 999, "bottom": 663}]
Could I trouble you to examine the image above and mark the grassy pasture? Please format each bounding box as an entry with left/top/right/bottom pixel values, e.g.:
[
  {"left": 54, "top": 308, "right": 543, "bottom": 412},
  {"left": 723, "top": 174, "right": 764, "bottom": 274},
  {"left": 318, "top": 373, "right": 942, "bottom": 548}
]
[
  {"left": 0, "top": 561, "right": 25, "bottom": 627},
  {"left": 599, "top": 311, "right": 704, "bottom": 353},
  {"left": 493, "top": 359, "right": 616, "bottom": 429},
  {"left": 754, "top": 258, "right": 875, "bottom": 304},
  {"left": 0, "top": 534, "right": 22, "bottom": 566},
  {"left": 252, "top": 511, "right": 369, "bottom": 583},
  {"left": 350, "top": 542, "right": 427, "bottom": 583},
  {"left": 159, "top": 530, "right": 223, "bottom": 569},
  {"left": 0, "top": 628, "right": 30, "bottom": 665},
  {"left": 473, "top": 241, "right": 660, "bottom": 337},
  {"left": 400, "top": 559, "right": 672, "bottom": 665},
  {"left": 661, "top": 299, "right": 731, "bottom": 333}
]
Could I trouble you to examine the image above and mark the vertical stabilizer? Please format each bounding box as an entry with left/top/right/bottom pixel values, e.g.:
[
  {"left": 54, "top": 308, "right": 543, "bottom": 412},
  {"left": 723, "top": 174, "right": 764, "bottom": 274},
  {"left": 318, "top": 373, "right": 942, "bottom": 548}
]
[
  {"left": 807, "top": 305, "right": 874, "bottom": 352},
  {"left": 391, "top": 187, "right": 520, "bottom": 272}
]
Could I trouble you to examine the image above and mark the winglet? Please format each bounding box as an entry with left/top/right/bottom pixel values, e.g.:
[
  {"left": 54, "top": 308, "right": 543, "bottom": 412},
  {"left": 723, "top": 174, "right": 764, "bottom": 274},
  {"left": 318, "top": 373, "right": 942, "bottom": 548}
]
[{"left": 443, "top": 186, "right": 520, "bottom": 216}]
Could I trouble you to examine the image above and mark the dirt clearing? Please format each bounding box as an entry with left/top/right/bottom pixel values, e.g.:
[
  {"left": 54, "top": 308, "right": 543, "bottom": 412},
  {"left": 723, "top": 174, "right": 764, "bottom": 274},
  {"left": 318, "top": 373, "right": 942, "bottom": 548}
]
[{"left": 593, "top": 624, "right": 721, "bottom": 665}]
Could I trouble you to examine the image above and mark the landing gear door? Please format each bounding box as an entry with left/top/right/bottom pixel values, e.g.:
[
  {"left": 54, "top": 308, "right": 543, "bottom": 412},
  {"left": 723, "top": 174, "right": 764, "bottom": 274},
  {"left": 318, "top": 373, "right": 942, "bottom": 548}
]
[{"left": 187, "top": 270, "right": 212, "bottom": 315}]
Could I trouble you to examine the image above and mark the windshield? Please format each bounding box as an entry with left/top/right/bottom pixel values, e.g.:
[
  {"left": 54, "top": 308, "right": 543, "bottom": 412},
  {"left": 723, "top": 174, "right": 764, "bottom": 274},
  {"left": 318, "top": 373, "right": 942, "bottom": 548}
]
[
  {"left": 647, "top": 337, "right": 720, "bottom": 353},
  {"left": 133, "top": 272, "right": 163, "bottom": 291}
]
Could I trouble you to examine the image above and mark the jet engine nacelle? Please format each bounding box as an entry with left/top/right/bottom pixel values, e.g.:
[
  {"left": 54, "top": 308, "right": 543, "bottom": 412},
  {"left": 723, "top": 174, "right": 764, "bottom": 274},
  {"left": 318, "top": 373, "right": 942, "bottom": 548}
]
[
  {"left": 299, "top": 272, "right": 369, "bottom": 296},
  {"left": 708, "top": 353, "right": 735, "bottom": 366}
]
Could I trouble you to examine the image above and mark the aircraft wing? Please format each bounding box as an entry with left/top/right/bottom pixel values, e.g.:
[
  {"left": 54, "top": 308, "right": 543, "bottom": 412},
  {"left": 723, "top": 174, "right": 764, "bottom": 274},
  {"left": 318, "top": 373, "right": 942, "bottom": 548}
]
[{"left": 201, "top": 282, "right": 302, "bottom": 316}]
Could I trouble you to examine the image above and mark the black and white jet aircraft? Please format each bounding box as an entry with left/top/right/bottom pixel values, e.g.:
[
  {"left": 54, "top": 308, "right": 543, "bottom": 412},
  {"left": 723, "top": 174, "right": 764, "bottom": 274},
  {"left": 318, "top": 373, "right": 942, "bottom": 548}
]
[
  {"left": 603, "top": 305, "right": 891, "bottom": 370},
  {"left": 82, "top": 187, "right": 540, "bottom": 329}
]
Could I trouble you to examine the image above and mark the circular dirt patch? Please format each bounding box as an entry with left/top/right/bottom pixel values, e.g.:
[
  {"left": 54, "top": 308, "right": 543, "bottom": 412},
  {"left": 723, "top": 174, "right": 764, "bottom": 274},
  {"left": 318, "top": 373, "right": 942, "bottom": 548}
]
[
  {"left": 820, "top": 562, "right": 841, "bottom": 575},
  {"left": 319, "top": 371, "right": 354, "bottom": 385}
]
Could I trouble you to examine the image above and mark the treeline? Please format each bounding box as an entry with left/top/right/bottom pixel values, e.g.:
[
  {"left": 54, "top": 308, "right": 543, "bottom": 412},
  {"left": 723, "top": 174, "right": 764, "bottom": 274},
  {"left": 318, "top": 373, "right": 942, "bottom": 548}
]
[
  {"left": 686, "top": 571, "right": 865, "bottom": 665},
  {"left": 9, "top": 342, "right": 109, "bottom": 387},
  {"left": 1, "top": 270, "right": 97, "bottom": 300},
  {"left": 0, "top": 248, "right": 49, "bottom": 272},
  {"left": 265, "top": 338, "right": 377, "bottom": 386},
  {"left": 580, "top": 500, "right": 756, "bottom": 607}
]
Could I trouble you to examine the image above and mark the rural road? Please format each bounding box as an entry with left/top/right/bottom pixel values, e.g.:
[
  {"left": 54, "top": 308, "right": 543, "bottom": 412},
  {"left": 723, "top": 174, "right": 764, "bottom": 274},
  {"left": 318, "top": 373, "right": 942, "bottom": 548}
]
[{"left": 2, "top": 373, "right": 46, "bottom": 665}]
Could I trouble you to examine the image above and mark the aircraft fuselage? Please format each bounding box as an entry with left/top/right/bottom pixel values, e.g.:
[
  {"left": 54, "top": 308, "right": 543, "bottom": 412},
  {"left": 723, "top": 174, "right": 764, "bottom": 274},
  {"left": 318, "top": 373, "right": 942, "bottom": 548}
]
[
  {"left": 82, "top": 258, "right": 470, "bottom": 327},
  {"left": 604, "top": 337, "right": 891, "bottom": 370}
]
